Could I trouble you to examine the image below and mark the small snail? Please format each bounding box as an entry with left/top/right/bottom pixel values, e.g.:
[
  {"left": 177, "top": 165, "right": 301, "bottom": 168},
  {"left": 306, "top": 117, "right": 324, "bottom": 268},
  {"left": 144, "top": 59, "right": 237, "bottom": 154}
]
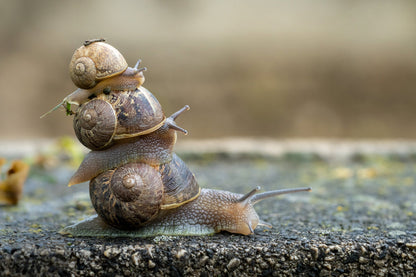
[
  {"left": 40, "top": 39, "right": 146, "bottom": 118},
  {"left": 50, "top": 40, "right": 311, "bottom": 237},
  {"left": 69, "top": 38, "right": 128, "bottom": 89}
]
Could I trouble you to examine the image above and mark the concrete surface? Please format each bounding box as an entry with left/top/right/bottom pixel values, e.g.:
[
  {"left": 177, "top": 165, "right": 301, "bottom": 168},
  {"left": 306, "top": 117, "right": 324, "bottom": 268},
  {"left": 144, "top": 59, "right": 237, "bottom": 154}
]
[{"left": 1, "top": 140, "right": 416, "bottom": 276}]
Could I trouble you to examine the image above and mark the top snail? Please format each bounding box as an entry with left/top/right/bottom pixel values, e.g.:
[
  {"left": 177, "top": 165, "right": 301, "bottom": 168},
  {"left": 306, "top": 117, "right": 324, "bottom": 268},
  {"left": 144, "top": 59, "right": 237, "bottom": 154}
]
[
  {"left": 40, "top": 39, "right": 146, "bottom": 118},
  {"left": 70, "top": 38, "right": 128, "bottom": 89}
]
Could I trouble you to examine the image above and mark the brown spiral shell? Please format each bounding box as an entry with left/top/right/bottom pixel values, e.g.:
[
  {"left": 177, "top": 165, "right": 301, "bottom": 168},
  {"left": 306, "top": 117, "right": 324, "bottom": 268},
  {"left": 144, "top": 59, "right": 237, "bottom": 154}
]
[
  {"left": 69, "top": 41, "right": 128, "bottom": 89},
  {"left": 73, "top": 99, "right": 117, "bottom": 150},
  {"left": 90, "top": 163, "right": 164, "bottom": 229},
  {"left": 89, "top": 154, "right": 200, "bottom": 229},
  {"left": 73, "top": 87, "right": 166, "bottom": 150},
  {"left": 159, "top": 153, "right": 200, "bottom": 209}
]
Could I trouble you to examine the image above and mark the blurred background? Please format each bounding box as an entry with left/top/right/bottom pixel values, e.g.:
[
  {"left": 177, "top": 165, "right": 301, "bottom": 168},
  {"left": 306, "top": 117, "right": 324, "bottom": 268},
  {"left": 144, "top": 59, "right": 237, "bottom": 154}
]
[{"left": 1, "top": 0, "right": 415, "bottom": 141}]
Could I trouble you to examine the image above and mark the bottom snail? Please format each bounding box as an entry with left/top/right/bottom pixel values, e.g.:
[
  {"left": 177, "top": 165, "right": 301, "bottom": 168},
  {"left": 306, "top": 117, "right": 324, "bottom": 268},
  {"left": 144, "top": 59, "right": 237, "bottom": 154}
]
[{"left": 61, "top": 183, "right": 311, "bottom": 237}]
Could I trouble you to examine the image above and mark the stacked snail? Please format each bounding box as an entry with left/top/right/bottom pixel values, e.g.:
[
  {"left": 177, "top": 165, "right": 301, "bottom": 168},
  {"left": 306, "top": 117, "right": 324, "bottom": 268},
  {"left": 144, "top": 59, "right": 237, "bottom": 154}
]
[{"left": 47, "top": 39, "right": 310, "bottom": 237}]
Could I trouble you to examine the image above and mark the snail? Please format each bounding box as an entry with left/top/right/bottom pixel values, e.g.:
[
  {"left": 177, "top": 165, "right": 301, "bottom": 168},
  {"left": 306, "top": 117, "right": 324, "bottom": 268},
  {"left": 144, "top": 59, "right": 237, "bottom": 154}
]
[
  {"left": 72, "top": 87, "right": 166, "bottom": 150},
  {"left": 69, "top": 38, "right": 128, "bottom": 89},
  {"left": 52, "top": 40, "right": 311, "bottom": 237},
  {"left": 62, "top": 186, "right": 311, "bottom": 237},
  {"left": 40, "top": 39, "right": 146, "bottom": 118}
]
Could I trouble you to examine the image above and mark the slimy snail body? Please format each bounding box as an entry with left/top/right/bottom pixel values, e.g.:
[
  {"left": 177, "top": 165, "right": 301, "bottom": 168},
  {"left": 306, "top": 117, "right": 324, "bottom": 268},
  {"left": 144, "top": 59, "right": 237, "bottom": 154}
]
[
  {"left": 47, "top": 39, "right": 310, "bottom": 237},
  {"left": 63, "top": 61, "right": 146, "bottom": 108}
]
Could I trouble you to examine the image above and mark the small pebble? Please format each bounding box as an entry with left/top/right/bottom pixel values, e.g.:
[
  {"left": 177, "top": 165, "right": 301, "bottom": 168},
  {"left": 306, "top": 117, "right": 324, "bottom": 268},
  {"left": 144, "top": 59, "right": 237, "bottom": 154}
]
[
  {"left": 175, "top": 249, "right": 187, "bottom": 259},
  {"left": 148, "top": 260, "right": 156, "bottom": 268},
  {"left": 131, "top": 252, "right": 141, "bottom": 266},
  {"left": 227, "top": 258, "right": 241, "bottom": 271},
  {"left": 405, "top": 243, "right": 416, "bottom": 249}
]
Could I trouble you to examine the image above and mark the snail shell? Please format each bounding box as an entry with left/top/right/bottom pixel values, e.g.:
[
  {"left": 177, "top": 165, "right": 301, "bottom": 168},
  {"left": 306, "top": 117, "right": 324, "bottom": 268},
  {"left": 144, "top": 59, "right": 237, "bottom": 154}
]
[
  {"left": 73, "top": 87, "right": 166, "bottom": 150},
  {"left": 69, "top": 40, "right": 128, "bottom": 89},
  {"left": 90, "top": 154, "right": 200, "bottom": 229}
]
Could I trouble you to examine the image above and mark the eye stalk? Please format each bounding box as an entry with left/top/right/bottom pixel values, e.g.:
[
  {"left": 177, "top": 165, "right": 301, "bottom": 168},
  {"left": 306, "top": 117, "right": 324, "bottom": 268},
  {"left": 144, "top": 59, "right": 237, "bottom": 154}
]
[
  {"left": 166, "top": 105, "right": 190, "bottom": 135},
  {"left": 133, "top": 59, "right": 147, "bottom": 73}
]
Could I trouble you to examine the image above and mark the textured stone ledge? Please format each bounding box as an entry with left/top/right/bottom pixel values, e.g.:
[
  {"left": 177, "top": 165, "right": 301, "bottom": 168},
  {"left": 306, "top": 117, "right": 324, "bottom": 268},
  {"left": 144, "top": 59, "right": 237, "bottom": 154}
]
[{"left": 1, "top": 140, "right": 416, "bottom": 276}]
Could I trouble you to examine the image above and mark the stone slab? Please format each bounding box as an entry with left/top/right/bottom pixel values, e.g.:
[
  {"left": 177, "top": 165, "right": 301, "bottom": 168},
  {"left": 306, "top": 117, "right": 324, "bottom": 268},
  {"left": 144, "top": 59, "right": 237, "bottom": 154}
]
[{"left": 1, "top": 140, "right": 416, "bottom": 276}]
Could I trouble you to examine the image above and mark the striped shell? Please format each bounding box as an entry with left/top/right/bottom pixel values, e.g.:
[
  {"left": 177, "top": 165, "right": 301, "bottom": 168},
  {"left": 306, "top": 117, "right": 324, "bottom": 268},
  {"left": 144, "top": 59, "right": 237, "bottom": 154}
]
[
  {"left": 89, "top": 154, "right": 200, "bottom": 229},
  {"left": 69, "top": 41, "right": 128, "bottom": 89},
  {"left": 73, "top": 87, "right": 166, "bottom": 150}
]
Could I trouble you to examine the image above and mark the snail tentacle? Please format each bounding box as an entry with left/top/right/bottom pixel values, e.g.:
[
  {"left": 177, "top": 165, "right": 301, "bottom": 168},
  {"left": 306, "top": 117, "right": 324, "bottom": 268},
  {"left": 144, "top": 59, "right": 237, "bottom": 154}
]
[
  {"left": 237, "top": 186, "right": 260, "bottom": 205},
  {"left": 250, "top": 187, "right": 312, "bottom": 205},
  {"left": 165, "top": 105, "right": 190, "bottom": 134}
]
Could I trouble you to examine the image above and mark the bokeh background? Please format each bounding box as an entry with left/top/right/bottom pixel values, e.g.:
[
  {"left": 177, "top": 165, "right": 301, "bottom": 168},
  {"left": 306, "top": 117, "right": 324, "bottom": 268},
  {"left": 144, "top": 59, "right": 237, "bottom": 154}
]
[{"left": 1, "top": 0, "right": 415, "bottom": 140}]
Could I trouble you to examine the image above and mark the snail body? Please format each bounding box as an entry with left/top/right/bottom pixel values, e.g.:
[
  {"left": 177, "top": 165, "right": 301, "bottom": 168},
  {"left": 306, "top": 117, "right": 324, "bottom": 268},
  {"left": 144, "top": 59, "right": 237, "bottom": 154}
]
[
  {"left": 64, "top": 61, "right": 146, "bottom": 108},
  {"left": 62, "top": 186, "right": 311, "bottom": 237},
  {"left": 51, "top": 40, "right": 311, "bottom": 237},
  {"left": 137, "top": 187, "right": 311, "bottom": 236}
]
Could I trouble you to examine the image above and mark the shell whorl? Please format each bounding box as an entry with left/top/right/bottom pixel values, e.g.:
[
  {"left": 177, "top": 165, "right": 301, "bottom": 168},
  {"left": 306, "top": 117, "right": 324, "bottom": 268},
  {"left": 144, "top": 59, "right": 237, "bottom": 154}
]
[
  {"left": 90, "top": 163, "right": 164, "bottom": 229},
  {"left": 72, "top": 88, "right": 166, "bottom": 150},
  {"left": 71, "top": 57, "right": 97, "bottom": 89},
  {"left": 69, "top": 41, "right": 128, "bottom": 89},
  {"left": 73, "top": 99, "right": 117, "bottom": 150}
]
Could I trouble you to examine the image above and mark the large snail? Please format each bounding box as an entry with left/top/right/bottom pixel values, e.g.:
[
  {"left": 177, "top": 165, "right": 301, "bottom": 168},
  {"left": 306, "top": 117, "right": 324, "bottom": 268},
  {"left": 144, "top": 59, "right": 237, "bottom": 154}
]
[{"left": 46, "top": 39, "right": 311, "bottom": 237}]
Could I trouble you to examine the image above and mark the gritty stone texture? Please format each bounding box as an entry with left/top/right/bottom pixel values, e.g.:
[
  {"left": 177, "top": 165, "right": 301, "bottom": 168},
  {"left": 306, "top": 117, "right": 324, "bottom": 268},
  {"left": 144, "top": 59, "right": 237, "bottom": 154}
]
[{"left": 1, "top": 141, "right": 416, "bottom": 276}]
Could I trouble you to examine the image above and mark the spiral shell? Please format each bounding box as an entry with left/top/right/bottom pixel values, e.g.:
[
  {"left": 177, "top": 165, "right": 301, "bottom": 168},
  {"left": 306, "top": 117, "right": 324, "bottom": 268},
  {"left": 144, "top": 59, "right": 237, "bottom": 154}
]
[
  {"left": 90, "top": 163, "right": 164, "bottom": 229},
  {"left": 69, "top": 41, "right": 128, "bottom": 89},
  {"left": 73, "top": 99, "right": 117, "bottom": 150},
  {"left": 73, "top": 87, "right": 166, "bottom": 150},
  {"left": 89, "top": 154, "right": 200, "bottom": 229}
]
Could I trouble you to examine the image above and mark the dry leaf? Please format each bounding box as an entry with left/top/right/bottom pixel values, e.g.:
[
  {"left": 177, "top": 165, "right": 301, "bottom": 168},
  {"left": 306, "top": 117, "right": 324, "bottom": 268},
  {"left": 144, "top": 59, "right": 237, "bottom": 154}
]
[{"left": 0, "top": 159, "right": 30, "bottom": 205}]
